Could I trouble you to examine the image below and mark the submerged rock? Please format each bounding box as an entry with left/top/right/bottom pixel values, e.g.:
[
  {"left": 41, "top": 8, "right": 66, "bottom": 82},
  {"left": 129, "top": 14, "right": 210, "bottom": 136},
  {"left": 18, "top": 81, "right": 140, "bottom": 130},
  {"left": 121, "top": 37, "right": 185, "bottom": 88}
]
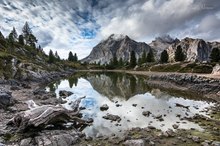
[
  {"left": 172, "top": 124, "right": 179, "bottom": 129},
  {"left": 142, "top": 111, "right": 151, "bottom": 117},
  {"left": 59, "top": 90, "right": 73, "bottom": 98},
  {"left": 123, "top": 139, "right": 146, "bottom": 146},
  {"left": 163, "top": 129, "right": 175, "bottom": 137},
  {"left": 132, "top": 104, "right": 137, "bottom": 107},
  {"left": 103, "top": 113, "right": 121, "bottom": 122},
  {"left": 100, "top": 104, "right": 109, "bottom": 111},
  {"left": 191, "top": 136, "right": 200, "bottom": 143},
  {"left": 211, "top": 141, "right": 220, "bottom": 146}
]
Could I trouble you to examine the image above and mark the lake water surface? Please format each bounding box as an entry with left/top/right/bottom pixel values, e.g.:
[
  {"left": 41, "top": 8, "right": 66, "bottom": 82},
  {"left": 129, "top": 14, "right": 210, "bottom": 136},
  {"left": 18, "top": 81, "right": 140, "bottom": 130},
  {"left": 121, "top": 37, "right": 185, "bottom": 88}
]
[{"left": 46, "top": 72, "right": 214, "bottom": 137}]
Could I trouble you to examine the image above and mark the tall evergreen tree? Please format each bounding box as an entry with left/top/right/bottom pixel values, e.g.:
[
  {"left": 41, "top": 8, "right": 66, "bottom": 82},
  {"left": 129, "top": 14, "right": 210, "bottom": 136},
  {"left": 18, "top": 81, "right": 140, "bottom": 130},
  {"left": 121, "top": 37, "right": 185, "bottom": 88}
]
[
  {"left": 18, "top": 35, "right": 24, "bottom": 45},
  {"left": 141, "top": 49, "right": 147, "bottom": 64},
  {"left": 22, "top": 21, "right": 37, "bottom": 47},
  {"left": 112, "top": 55, "right": 118, "bottom": 67},
  {"left": 8, "top": 32, "right": 15, "bottom": 46},
  {"left": 130, "top": 50, "right": 137, "bottom": 67},
  {"left": 55, "top": 51, "right": 60, "bottom": 61},
  {"left": 28, "top": 34, "right": 37, "bottom": 48},
  {"left": 175, "top": 45, "right": 185, "bottom": 62},
  {"left": 22, "top": 22, "right": 32, "bottom": 44},
  {"left": 68, "top": 51, "right": 74, "bottom": 61},
  {"left": 8, "top": 27, "right": 18, "bottom": 45},
  {"left": 146, "top": 49, "right": 155, "bottom": 62},
  {"left": 73, "top": 53, "right": 78, "bottom": 62},
  {"left": 0, "top": 31, "right": 4, "bottom": 39},
  {"left": 119, "top": 57, "right": 124, "bottom": 67},
  {"left": 210, "top": 48, "right": 220, "bottom": 62},
  {"left": 160, "top": 50, "right": 169, "bottom": 63},
  {"left": 0, "top": 31, "right": 8, "bottom": 49},
  {"left": 11, "top": 27, "right": 18, "bottom": 41},
  {"left": 48, "top": 50, "right": 55, "bottom": 63}
]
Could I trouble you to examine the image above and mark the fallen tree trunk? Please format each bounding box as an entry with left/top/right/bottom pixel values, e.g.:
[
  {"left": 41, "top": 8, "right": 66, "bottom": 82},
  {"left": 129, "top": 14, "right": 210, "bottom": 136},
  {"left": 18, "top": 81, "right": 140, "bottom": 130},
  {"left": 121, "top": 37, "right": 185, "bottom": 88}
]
[{"left": 7, "top": 96, "right": 92, "bottom": 132}]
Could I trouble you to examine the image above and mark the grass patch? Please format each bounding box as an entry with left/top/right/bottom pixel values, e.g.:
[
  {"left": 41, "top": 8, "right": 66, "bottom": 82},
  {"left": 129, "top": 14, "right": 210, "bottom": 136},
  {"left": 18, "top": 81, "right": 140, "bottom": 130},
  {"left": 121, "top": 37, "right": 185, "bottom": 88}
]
[{"left": 150, "top": 63, "right": 182, "bottom": 72}]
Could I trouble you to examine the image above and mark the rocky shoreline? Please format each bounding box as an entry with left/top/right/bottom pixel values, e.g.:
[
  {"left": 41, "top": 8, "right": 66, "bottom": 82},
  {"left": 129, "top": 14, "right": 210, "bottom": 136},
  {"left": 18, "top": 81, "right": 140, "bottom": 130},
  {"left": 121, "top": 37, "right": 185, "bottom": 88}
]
[
  {"left": 147, "top": 73, "right": 220, "bottom": 102},
  {"left": 0, "top": 71, "right": 220, "bottom": 146}
]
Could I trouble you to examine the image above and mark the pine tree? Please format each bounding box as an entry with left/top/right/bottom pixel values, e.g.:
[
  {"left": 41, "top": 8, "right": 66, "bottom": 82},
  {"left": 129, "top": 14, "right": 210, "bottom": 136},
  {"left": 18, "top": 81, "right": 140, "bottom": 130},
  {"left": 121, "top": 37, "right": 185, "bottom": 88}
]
[
  {"left": 141, "top": 49, "right": 147, "bottom": 64},
  {"left": 55, "top": 51, "right": 60, "bottom": 61},
  {"left": 8, "top": 27, "right": 18, "bottom": 45},
  {"left": 0, "top": 31, "right": 4, "bottom": 39},
  {"left": 119, "top": 58, "right": 123, "bottom": 67},
  {"left": 112, "top": 55, "right": 118, "bottom": 67},
  {"left": 138, "top": 57, "right": 142, "bottom": 66},
  {"left": 22, "top": 21, "right": 37, "bottom": 47},
  {"left": 22, "top": 22, "right": 32, "bottom": 44},
  {"left": 175, "top": 45, "right": 185, "bottom": 62},
  {"left": 73, "top": 53, "right": 78, "bottom": 62},
  {"left": 0, "top": 31, "right": 8, "bottom": 49},
  {"left": 146, "top": 49, "right": 155, "bottom": 62},
  {"left": 68, "top": 51, "right": 74, "bottom": 61},
  {"left": 28, "top": 34, "right": 37, "bottom": 48},
  {"left": 18, "top": 35, "right": 24, "bottom": 45},
  {"left": 48, "top": 50, "right": 55, "bottom": 63},
  {"left": 8, "top": 32, "right": 15, "bottom": 46},
  {"left": 160, "top": 50, "right": 169, "bottom": 63},
  {"left": 130, "top": 50, "right": 137, "bottom": 67},
  {"left": 11, "top": 27, "right": 18, "bottom": 41},
  {"left": 210, "top": 48, "right": 220, "bottom": 62}
]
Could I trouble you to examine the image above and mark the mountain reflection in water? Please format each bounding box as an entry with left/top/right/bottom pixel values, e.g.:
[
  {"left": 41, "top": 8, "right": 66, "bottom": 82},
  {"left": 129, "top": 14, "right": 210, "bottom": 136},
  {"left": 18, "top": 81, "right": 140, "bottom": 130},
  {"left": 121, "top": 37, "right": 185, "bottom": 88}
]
[{"left": 46, "top": 72, "right": 214, "bottom": 137}]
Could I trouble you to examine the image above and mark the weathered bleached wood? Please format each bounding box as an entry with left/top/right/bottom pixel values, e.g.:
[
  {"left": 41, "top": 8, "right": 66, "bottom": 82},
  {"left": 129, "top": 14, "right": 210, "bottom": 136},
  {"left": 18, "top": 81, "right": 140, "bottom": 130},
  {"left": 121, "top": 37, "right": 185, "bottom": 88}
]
[{"left": 7, "top": 96, "right": 91, "bottom": 132}]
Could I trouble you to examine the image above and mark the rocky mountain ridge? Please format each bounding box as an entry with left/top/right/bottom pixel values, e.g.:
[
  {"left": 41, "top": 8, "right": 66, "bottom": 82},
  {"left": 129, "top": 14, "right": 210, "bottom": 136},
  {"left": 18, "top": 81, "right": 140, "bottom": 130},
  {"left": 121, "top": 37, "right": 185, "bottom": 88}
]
[
  {"left": 81, "top": 34, "right": 151, "bottom": 64},
  {"left": 82, "top": 34, "right": 220, "bottom": 64}
]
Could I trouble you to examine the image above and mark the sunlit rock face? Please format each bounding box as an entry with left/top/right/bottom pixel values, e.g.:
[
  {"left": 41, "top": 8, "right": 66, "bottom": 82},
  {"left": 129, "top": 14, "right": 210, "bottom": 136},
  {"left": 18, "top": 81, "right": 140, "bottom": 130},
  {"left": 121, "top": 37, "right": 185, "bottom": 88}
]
[
  {"left": 149, "top": 35, "right": 180, "bottom": 60},
  {"left": 167, "top": 38, "right": 212, "bottom": 62},
  {"left": 150, "top": 36, "right": 220, "bottom": 62},
  {"left": 84, "top": 73, "right": 149, "bottom": 99},
  {"left": 81, "top": 34, "right": 152, "bottom": 64}
]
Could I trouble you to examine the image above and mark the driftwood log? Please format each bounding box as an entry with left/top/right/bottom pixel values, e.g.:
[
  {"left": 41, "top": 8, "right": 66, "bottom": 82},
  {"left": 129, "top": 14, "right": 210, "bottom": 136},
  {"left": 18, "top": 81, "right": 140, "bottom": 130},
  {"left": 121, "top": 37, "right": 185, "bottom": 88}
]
[{"left": 7, "top": 96, "right": 92, "bottom": 132}]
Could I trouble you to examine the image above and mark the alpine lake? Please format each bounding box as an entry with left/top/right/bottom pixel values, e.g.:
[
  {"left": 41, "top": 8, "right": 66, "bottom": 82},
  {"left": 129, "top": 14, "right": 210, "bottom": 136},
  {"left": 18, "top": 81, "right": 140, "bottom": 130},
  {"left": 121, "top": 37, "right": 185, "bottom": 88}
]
[{"left": 45, "top": 71, "right": 214, "bottom": 138}]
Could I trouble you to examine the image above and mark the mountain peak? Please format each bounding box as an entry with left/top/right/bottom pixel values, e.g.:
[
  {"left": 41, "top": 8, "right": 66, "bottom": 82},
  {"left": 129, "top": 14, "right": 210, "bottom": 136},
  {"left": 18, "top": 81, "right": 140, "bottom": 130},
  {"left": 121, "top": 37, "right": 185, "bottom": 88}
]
[
  {"left": 108, "top": 34, "right": 127, "bottom": 41},
  {"left": 81, "top": 34, "right": 151, "bottom": 64},
  {"left": 155, "top": 35, "right": 176, "bottom": 44}
]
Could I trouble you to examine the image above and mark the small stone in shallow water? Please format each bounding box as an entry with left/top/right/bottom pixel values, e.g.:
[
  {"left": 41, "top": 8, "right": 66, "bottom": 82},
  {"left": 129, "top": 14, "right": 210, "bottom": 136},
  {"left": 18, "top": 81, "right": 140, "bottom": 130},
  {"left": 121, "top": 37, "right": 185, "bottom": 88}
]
[
  {"left": 148, "top": 126, "right": 156, "bottom": 129},
  {"left": 100, "top": 104, "right": 109, "bottom": 111},
  {"left": 123, "top": 139, "right": 146, "bottom": 146},
  {"left": 211, "top": 141, "right": 220, "bottom": 146},
  {"left": 103, "top": 113, "right": 121, "bottom": 122},
  {"left": 172, "top": 124, "right": 179, "bottom": 129},
  {"left": 142, "top": 111, "right": 151, "bottom": 117},
  {"left": 132, "top": 104, "right": 137, "bottom": 107},
  {"left": 191, "top": 136, "right": 200, "bottom": 143},
  {"left": 163, "top": 129, "right": 175, "bottom": 137}
]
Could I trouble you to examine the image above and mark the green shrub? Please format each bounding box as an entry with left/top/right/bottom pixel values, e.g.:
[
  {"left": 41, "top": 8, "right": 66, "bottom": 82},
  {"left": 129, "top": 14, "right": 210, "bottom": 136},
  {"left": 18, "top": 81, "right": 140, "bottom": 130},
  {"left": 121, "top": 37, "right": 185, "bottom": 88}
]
[{"left": 192, "top": 65, "right": 213, "bottom": 73}]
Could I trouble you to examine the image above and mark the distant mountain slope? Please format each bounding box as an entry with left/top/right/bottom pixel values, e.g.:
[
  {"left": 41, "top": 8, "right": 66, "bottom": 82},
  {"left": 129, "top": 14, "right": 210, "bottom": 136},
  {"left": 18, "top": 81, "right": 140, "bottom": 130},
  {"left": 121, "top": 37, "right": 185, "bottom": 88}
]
[
  {"left": 166, "top": 38, "right": 220, "bottom": 62},
  {"left": 149, "top": 35, "right": 180, "bottom": 60},
  {"left": 0, "top": 29, "right": 70, "bottom": 81},
  {"left": 150, "top": 36, "right": 220, "bottom": 62},
  {"left": 81, "top": 34, "right": 152, "bottom": 64}
]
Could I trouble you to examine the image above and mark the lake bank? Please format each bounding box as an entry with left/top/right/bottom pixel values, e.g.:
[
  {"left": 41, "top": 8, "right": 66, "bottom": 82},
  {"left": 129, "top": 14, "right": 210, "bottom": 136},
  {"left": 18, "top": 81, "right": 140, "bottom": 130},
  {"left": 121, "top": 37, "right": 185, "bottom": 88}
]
[{"left": 0, "top": 70, "right": 220, "bottom": 146}]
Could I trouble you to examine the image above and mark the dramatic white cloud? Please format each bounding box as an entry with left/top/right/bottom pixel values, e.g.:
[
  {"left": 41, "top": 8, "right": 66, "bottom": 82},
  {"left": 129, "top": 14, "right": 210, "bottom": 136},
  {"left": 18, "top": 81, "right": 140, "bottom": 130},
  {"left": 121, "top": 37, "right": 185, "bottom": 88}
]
[{"left": 0, "top": 0, "right": 219, "bottom": 59}]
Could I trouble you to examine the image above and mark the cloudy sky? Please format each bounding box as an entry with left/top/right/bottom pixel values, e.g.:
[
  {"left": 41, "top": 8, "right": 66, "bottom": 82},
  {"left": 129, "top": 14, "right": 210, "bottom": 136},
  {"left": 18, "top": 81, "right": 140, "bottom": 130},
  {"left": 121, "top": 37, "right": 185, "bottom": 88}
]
[{"left": 0, "top": 0, "right": 220, "bottom": 59}]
